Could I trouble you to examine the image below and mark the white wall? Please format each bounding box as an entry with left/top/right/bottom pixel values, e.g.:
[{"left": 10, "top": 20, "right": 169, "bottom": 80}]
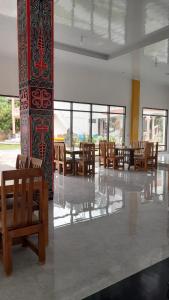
[{"left": 0, "top": 54, "right": 169, "bottom": 150}]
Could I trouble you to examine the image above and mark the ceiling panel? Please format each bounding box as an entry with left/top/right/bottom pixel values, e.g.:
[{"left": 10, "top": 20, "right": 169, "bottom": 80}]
[{"left": 55, "top": 0, "right": 169, "bottom": 57}]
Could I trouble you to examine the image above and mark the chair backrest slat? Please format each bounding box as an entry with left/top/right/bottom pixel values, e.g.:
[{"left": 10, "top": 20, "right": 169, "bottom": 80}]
[
  {"left": 30, "top": 157, "right": 42, "bottom": 168},
  {"left": 1, "top": 168, "right": 44, "bottom": 230},
  {"left": 106, "top": 142, "right": 116, "bottom": 158},
  {"left": 16, "top": 155, "right": 28, "bottom": 169},
  {"left": 80, "top": 143, "right": 95, "bottom": 161}
]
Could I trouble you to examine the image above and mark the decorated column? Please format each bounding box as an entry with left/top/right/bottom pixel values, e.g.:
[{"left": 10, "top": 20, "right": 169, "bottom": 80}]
[{"left": 17, "top": 0, "right": 54, "bottom": 197}]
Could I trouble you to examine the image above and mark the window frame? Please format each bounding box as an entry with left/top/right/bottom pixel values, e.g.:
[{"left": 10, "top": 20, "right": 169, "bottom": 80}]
[
  {"left": 54, "top": 99, "right": 126, "bottom": 146},
  {"left": 142, "top": 107, "right": 168, "bottom": 151}
]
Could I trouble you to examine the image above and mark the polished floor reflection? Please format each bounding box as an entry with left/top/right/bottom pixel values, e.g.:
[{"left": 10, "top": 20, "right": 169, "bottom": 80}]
[
  {"left": 54, "top": 167, "right": 167, "bottom": 228},
  {"left": 0, "top": 165, "right": 169, "bottom": 300}
]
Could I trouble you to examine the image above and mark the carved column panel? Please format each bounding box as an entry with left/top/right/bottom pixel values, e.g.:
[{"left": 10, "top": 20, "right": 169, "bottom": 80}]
[{"left": 17, "top": 0, "right": 54, "bottom": 195}]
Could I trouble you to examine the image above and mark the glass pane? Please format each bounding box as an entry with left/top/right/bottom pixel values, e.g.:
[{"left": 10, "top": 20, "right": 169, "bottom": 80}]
[
  {"left": 92, "top": 105, "right": 107, "bottom": 113},
  {"left": 92, "top": 112, "right": 107, "bottom": 144},
  {"left": 109, "top": 115, "right": 124, "bottom": 144},
  {"left": 54, "top": 110, "right": 71, "bottom": 146},
  {"left": 54, "top": 101, "right": 70, "bottom": 110},
  {"left": 73, "top": 111, "right": 90, "bottom": 146},
  {"left": 110, "top": 106, "right": 125, "bottom": 114},
  {"left": 143, "top": 115, "right": 166, "bottom": 148},
  {"left": 159, "top": 145, "right": 165, "bottom": 151},
  {"left": 143, "top": 108, "right": 167, "bottom": 116},
  {"left": 73, "top": 103, "right": 90, "bottom": 111}
]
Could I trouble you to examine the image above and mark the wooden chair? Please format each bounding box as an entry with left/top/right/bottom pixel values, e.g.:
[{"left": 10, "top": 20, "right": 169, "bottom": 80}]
[
  {"left": 16, "top": 154, "right": 28, "bottom": 169},
  {"left": 106, "top": 142, "right": 124, "bottom": 169},
  {"left": 134, "top": 142, "right": 157, "bottom": 171},
  {"left": 99, "top": 141, "right": 107, "bottom": 168},
  {"left": 54, "top": 143, "right": 73, "bottom": 176},
  {"left": 134, "top": 141, "right": 146, "bottom": 157},
  {"left": 30, "top": 157, "right": 43, "bottom": 168},
  {"left": 76, "top": 143, "right": 95, "bottom": 176},
  {"left": 0, "top": 168, "right": 46, "bottom": 275}
]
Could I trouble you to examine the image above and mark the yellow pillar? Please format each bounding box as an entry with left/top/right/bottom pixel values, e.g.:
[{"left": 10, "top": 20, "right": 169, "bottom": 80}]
[{"left": 130, "top": 79, "right": 140, "bottom": 144}]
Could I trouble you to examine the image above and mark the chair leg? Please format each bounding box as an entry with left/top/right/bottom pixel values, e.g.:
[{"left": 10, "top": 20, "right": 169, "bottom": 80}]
[
  {"left": 39, "top": 228, "right": 46, "bottom": 264},
  {"left": 2, "top": 235, "right": 12, "bottom": 276},
  {"left": 63, "top": 164, "right": 66, "bottom": 176}
]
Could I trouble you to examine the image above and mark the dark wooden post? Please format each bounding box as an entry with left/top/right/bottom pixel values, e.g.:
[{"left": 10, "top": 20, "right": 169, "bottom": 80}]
[{"left": 17, "top": 0, "right": 54, "bottom": 197}]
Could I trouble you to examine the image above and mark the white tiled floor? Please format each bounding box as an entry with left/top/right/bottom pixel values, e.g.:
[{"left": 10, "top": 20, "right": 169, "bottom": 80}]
[{"left": 0, "top": 157, "right": 169, "bottom": 299}]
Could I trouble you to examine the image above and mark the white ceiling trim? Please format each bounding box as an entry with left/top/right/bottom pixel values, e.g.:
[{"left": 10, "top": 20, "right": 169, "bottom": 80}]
[{"left": 54, "top": 42, "right": 109, "bottom": 60}]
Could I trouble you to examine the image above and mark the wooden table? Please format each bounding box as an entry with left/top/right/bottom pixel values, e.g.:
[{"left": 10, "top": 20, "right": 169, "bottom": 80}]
[
  {"left": 66, "top": 147, "right": 98, "bottom": 175},
  {"left": 0, "top": 181, "right": 49, "bottom": 246},
  {"left": 116, "top": 147, "right": 143, "bottom": 170}
]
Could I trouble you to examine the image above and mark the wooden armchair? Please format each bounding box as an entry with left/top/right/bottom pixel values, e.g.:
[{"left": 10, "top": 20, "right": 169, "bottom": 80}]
[
  {"left": 76, "top": 143, "right": 95, "bottom": 176},
  {"left": 16, "top": 154, "right": 28, "bottom": 169},
  {"left": 0, "top": 168, "right": 46, "bottom": 275},
  {"left": 99, "top": 141, "right": 107, "bottom": 168},
  {"left": 54, "top": 143, "right": 73, "bottom": 176},
  {"left": 134, "top": 142, "right": 157, "bottom": 171},
  {"left": 106, "top": 142, "right": 124, "bottom": 169}
]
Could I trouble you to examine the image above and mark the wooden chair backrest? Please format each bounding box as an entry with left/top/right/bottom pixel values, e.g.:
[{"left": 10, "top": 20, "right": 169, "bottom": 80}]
[
  {"left": 54, "top": 142, "right": 66, "bottom": 162},
  {"left": 106, "top": 142, "right": 116, "bottom": 158},
  {"left": 144, "top": 142, "right": 154, "bottom": 158},
  {"left": 81, "top": 143, "right": 95, "bottom": 161},
  {"left": 1, "top": 168, "right": 44, "bottom": 230},
  {"left": 30, "top": 157, "right": 43, "bottom": 168},
  {"left": 99, "top": 141, "right": 107, "bottom": 157},
  {"left": 16, "top": 154, "right": 28, "bottom": 169}
]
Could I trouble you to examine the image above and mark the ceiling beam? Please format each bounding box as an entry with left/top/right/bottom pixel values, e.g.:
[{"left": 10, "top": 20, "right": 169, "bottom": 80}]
[
  {"left": 109, "top": 25, "right": 169, "bottom": 59},
  {"left": 54, "top": 42, "right": 109, "bottom": 60}
]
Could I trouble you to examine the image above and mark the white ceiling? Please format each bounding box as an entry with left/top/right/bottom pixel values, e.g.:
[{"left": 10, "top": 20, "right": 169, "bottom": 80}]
[{"left": 0, "top": 0, "right": 169, "bottom": 85}]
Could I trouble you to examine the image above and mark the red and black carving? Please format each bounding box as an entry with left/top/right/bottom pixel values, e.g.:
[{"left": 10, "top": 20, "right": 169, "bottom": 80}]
[
  {"left": 17, "top": 0, "right": 28, "bottom": 89},
  {"left": 17, "top": 0, "right": 54, "bottom": 194},
  {"left": 31, "top": 113, "right": 53, "bottom": 191},
  {"left": 30, "top": 0, "right": 53, "bottom": 86},
  {"left": 20, "top": 88, "right": 29, "bottom": 110},
  {"left": 31, "top": 87, "right": 52, "bottom": 109}
]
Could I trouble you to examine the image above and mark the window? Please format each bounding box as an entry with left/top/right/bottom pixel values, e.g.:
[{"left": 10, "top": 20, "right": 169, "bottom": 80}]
[
  {"left": 142, "top": 108, "right": 168, "bottom": 151},
  {"left": 92, "top": 112, "right": 107, "bottom": 144},
  {"left": 54, "top": 110, "right": 71, "bottom": 146},
  {"left": 54, "top": 100, "right": 126, "bottom": 147},
  {"left": 73, "top": 111, "right": 90, "bottom": 146},
  {"left": 109, "top": 115, "right": 125, "bottom": 144}
]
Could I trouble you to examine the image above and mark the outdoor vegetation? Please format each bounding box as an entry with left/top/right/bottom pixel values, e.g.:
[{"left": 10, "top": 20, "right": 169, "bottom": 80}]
[{"left": 0, "top": 96, "right": 20, "bottom": 134}]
